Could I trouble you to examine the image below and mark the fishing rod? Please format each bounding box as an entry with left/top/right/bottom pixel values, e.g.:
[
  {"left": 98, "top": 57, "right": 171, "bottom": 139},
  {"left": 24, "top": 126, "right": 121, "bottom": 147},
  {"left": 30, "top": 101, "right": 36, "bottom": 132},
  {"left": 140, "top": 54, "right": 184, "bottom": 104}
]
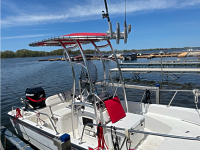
[{"left": 2, "top": 83, "right": 34, "bottom": 110}]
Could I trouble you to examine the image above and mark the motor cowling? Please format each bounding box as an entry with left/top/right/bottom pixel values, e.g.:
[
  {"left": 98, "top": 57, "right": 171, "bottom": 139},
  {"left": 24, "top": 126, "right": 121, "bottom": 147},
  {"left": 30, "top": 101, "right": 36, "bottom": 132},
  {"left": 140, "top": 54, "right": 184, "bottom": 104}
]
[{"left": 25, "top": 87, "right": 46, "bottom": 109}]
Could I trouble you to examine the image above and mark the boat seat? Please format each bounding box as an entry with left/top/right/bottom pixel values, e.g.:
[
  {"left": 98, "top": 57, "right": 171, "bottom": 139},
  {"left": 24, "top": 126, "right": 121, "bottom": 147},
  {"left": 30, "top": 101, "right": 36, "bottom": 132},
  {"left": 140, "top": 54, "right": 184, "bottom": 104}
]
[
  {"left": 106, "top": 113, "right": 144, "bottom": 129},
  {"left": 45, "top": 93, "right": 66, "bottom": 107},
  {"left": 105, "top": 113, "right": 145, "bottom": 149},
  {"left": 53, "top": 107, "right": 71, "bottom": 118},
  {"left": 45, "top": 90, "right": 79, "bottom": 107}
]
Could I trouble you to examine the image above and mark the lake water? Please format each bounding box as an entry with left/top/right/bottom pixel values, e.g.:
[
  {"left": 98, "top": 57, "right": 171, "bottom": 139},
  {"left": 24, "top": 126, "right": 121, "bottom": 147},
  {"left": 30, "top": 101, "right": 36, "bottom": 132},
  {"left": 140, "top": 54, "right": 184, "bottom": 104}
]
[{"left": 1, "top": 52, "right": 200, "bottom": 129}]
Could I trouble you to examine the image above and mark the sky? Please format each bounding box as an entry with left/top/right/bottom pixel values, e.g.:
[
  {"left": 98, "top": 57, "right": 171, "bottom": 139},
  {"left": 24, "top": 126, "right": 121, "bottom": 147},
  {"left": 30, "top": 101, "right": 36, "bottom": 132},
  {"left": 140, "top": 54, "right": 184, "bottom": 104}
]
[{"left": 1, "top": 0, "right": 200, "bottom": 52}]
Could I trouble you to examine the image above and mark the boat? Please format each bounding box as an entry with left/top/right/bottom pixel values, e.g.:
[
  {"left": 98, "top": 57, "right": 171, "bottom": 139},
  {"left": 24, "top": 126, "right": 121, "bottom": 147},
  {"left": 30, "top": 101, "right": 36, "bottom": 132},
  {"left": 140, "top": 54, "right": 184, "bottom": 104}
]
[
  {"left": 7, "top": 1, "right": 200, "bottom": 150},
  {"left": 188, "top": 48, "right": 193, "bottom": 51},
  {"left": 121, "top": 53, "right": 137, "bottom": 60},
  {"left": 158, "top": 51, "right": 166, "bottom": 55},
  {"left": 108, "top": 53, "right": 123, "bottom": 59}
]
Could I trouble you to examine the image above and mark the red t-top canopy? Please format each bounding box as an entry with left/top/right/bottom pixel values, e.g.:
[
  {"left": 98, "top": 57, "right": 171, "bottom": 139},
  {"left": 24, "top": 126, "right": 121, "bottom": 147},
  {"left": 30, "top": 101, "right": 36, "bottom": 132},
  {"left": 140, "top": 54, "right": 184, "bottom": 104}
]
[{"left": 29, "top": 32, "right": 109, "bottom": 47}]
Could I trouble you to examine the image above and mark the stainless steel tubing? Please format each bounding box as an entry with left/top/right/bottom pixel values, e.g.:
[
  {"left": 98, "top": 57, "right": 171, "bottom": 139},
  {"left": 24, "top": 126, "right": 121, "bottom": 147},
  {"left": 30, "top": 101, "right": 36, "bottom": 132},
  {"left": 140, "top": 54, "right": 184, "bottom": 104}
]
[
  {"left": 86, "top": 123, "right": 200, "bottom": 141},
  {"left": 39, "top": 112, "right": 59, "bottom": 135}
]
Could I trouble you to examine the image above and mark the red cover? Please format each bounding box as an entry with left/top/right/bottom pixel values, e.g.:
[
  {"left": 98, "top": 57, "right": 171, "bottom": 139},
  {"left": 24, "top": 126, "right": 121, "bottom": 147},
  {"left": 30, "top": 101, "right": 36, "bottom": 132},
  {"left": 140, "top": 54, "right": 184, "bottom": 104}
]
[{"left": 104, "top": 96, "right": 126, "bottom": 123}]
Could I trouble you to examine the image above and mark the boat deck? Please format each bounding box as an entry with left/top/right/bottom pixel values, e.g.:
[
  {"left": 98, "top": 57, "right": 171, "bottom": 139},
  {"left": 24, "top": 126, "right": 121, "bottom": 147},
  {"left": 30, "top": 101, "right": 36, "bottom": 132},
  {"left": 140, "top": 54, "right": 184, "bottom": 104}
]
[{"left": 139, "top": 112, "right": 200, "bottom": 150}]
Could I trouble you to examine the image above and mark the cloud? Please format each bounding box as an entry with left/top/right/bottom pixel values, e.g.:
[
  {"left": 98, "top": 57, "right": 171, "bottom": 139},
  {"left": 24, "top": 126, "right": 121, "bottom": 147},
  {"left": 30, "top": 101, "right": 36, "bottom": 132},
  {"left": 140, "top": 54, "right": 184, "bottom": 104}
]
[
  {"left": 1, "top": 34, "right": 52, "bottom": 40},
  {"left": 1, "top": 0, "right": 200, "bottom": 27}
]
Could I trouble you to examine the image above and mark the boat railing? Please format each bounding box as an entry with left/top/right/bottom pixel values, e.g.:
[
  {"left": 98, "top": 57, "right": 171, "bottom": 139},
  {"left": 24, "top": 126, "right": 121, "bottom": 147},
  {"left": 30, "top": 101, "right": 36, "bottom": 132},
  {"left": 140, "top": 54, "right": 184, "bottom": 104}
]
[
  {"left": 96, "top": 82, "right": 199, "bottom": 108},
  {"left": 36, "top": 112, "right": 59, "bottom": 135},
  {"left": 73, "top": 102, "right": 94, "bottom": 109},
  {"left": 79, "top": 123, "right": 200, "bottom": 144}
]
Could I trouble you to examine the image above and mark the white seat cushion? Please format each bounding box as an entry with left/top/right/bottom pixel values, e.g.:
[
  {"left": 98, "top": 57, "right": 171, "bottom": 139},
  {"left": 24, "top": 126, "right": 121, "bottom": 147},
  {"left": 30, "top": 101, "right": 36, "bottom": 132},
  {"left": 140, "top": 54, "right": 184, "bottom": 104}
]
[
  {"left": 45, "top": 93, "right": 66, "bottom": 107},
  {"left": 53, "top": 108, "right": 71, "bottom": 118},
  {"left": 107, "top": 113, "right": 144, "bottom": 129}
]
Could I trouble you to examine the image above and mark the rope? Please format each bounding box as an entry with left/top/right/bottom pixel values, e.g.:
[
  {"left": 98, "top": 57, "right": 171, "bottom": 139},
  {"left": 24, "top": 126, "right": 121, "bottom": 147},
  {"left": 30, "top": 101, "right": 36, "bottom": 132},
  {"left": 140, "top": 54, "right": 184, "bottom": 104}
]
[
  {"left": 95, "top": 122, "right": 108, "bottom": 150},
  {"left": 14, "top": 108, "right": 23, "bottom": 121},
  {"left": 193, "top": 89, "right": 200, "bottom": 118},
  {"left": 111, "top": 126, "right": 120, "bottom": 150},
  {"left": 36, "top": 111, "right": 45, "bottom": 125}
]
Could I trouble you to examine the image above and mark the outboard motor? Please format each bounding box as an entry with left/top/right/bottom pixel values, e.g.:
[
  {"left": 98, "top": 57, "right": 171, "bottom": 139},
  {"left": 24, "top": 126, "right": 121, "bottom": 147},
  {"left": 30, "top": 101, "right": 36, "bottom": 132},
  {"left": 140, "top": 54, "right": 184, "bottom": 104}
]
[{"left": 25, "top": 87, "right": 46, "bottom": 109}]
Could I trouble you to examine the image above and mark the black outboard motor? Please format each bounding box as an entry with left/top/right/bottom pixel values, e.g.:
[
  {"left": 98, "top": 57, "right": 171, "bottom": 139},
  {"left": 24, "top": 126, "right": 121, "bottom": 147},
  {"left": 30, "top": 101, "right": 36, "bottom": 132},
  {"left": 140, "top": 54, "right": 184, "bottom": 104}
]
[{"left": 25, "top": 87, "right": 46, "bottom": 109}]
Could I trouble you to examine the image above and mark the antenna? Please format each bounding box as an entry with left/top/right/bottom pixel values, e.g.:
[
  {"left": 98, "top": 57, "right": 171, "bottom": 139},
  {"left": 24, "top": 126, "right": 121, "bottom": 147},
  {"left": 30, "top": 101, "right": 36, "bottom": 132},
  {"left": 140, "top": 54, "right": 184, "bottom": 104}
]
[
  {"left": 102, "top": 0, "right": 113, "bottom": 38},
  {"left": 102, "top": 0, "right": 131, "bottom": 44},
  {"left": 124, "top": 0, "right": 128, "bottom": 44},
  {"left": 102, "top": 0, "right": 110, "bottom": 22}
]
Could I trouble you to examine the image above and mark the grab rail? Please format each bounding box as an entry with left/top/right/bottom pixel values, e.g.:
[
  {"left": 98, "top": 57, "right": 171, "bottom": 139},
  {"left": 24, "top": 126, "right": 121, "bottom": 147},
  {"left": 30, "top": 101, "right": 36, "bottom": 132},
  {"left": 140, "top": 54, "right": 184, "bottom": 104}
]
[
  {"left": 36, "top": 112, "right": 59, "bottom": 135},
  {"left": 79, "top": 123, "right": 200, "bottom": 143}
]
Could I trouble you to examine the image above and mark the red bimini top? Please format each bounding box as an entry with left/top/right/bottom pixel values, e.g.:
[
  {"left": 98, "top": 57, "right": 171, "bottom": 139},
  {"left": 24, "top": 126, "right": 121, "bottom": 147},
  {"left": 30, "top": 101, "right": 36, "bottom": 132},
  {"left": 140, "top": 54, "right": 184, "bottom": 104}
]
[{"left": 29, "top": 32, "right": 109, "bottom": 47}]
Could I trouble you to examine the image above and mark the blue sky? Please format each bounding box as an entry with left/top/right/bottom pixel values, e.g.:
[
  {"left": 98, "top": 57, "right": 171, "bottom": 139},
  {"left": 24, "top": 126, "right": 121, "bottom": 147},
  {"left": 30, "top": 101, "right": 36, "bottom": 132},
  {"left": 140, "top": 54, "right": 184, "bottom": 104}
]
[{"left": 1, "top": 0, "right": 200, "bottom": 52}]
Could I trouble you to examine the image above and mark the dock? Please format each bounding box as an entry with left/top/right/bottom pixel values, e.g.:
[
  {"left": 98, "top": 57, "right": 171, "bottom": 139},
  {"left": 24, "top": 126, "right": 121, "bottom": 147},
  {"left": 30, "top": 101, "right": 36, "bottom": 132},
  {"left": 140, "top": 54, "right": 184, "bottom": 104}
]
[
  {"left": 177, "top": 52, "right": 189, "bottom": 58},
  {"left": 38, "top": 51, "right": 200, "bottom": 61},
  {"left": 38, "top": 57, "right": 101, "bottom": 61},
  {"left": 1, "top": 126, "right": 33, "bottom": 150},
  {"left": 110, "top": 68, "right": 200, "bottom": 74},
  {"left": 38, "top": 58, "right": 65, "bottom": 61},
  {"left": 110, "top": 68, "right": 200, "bottom": 80},
  {"left": 137, "top": 52, "right": 180, "bottom": 58},
  {"left": 120, "top": 61, "right": 200, "bottom": 68},
  {"left": 137, "top": 51, "right": 200, "bottom": 58}
]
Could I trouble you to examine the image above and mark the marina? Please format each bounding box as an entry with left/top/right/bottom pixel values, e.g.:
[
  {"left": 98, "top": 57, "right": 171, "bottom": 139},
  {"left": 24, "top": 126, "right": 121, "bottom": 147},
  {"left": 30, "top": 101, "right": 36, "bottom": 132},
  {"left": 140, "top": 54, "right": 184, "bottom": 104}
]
[
  {"left": 38, "top": 51, "right": 200, "bottom": 61},
  {"left": 2, "top": 0, "right": 200, "bottom": 150}
]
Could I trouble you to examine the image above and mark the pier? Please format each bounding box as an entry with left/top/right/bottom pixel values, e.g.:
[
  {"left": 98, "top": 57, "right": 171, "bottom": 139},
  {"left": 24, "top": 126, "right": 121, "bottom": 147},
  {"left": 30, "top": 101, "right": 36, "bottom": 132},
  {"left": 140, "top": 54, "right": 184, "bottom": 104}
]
[
  {"left": 38, "top": 57, "right": 100, "bottom": 61},
  {"left": 177, "top": 52, "right": 189, "bottom": 58},
  {"left": 38, "top": 51, "right": 200, "bottom": 61},
  {"left": 110, "top": 67, "right": 200, "bottom": 80},
  {"left": 120, "top": 61, "right": 200, "bottom": 68},
  {"left": 137, "top": 51, "right": 200, "bottom": 58},
  {"left": 1, "top": 126, "right": 33, "bottom": 150},
  {"left": 110, "top": 68, "right": 200, "bottom": 74}
]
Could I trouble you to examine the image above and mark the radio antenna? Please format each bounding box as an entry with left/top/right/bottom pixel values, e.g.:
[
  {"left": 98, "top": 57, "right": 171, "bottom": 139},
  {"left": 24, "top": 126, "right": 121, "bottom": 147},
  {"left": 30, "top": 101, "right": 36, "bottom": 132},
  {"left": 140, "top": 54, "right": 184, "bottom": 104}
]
[
  {"left": 125, "top": 0, "right": 126, "bottom": 23},
  {"left": 124, "top": 0, "right": 128, "bottom": 43}
]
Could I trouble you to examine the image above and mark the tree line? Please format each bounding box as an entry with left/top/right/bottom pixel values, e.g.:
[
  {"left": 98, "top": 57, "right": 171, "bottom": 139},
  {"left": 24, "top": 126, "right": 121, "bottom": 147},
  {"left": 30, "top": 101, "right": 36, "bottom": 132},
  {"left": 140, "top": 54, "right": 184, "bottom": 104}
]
[
  {"left": 1, "top": 47, "right": 189, "bottom": 58},
  {"left": 0, "top": 48, "right": 138, "bottom": 58},
  {"left": 0, "top": 49, "right": 95, "bottom": 58}
]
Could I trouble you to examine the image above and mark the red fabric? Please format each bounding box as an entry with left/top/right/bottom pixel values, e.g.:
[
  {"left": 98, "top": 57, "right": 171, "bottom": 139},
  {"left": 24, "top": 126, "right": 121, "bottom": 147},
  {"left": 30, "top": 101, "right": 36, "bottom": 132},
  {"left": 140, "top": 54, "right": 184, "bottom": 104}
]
[
  {"left": 96, "top": 124, "right": 108, "bottom": 150},
  {"left": 104, "top": 96, "right": 126, "bottom": 123},
  {"left": 90, "top": 123, "right": 108, "bottom": 150},
  {"left": 14, "top": 108, "right": 23, "bottom": 120}
]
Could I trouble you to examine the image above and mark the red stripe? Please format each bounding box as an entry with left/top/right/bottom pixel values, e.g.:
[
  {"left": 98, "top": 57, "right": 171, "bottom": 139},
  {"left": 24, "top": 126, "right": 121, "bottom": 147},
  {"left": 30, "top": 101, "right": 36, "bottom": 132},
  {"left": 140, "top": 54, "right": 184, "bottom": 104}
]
[{"left": 26, "top": 96, "right": 46, "bottom": 102}]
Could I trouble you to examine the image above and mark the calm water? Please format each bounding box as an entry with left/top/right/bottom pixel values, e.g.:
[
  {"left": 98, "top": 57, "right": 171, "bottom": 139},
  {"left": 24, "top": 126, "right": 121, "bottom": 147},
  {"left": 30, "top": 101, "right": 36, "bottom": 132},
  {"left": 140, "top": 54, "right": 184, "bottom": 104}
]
[{"left": 1, "top": 53, "right": 200, "bottom": 129}]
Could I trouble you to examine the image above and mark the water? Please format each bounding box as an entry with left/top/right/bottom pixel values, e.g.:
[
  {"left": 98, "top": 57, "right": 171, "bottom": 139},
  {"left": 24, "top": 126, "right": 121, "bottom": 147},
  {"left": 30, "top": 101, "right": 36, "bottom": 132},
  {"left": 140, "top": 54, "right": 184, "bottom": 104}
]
[{"left": 1, "top": 55, "right": 200, "bottom": 129}]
